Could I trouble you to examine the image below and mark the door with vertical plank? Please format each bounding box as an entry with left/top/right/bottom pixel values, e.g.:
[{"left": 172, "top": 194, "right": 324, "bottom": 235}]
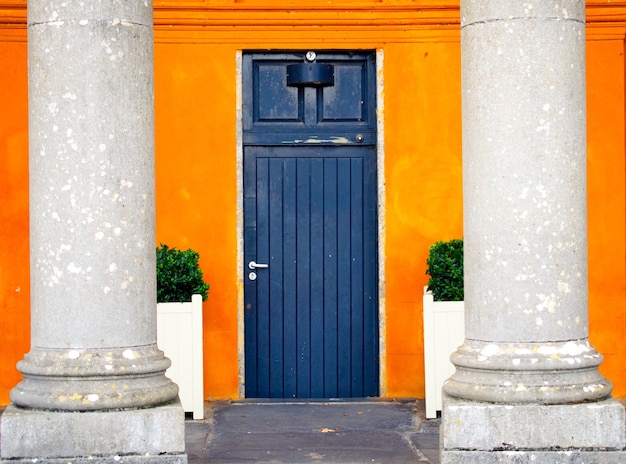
[{"left": 243, "top": 51, "right": 378, "bottom": 398}]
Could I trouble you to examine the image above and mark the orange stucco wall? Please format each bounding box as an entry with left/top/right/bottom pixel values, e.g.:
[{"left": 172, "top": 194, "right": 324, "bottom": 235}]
[
  {"left": 587, "top": 37, "right": 626, "bottom": 396},
  {"left": 154, "top": 44, "right": 241, "bottom": 398},
  {"left": 0, "top": 38, "right": 30, "bottom": 404},
  {"left": 0, "top": 2, "right": 625, "bottom": 403},
  {"left": 383, "top": 42, "right": 463, "bottom": 396}
]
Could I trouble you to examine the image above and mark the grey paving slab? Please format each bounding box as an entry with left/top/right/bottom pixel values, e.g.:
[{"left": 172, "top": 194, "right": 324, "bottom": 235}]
[
  {"left": 185, "top": 400, "right": 440, "bottom": 464},
  {"left": 411, "top": 434, "right": 440, "bottom": 464}
]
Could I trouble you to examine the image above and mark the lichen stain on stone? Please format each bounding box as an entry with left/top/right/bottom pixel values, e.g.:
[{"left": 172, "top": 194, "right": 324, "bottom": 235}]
[
  {"left": 58, "top": 392, "right": 83, "bottom": 402},
  {"left": 537, "top": 345, "right": 557, "bottom": 355},
  {"left": 583, "top": 384, "right": 604, "bottom": 394},
  {"left": 67, "top": 262, "right": 82, "bottom": 274},
  {"left": 480, "top": 344, "right": 500, "bottom": 357},
  {"left": 536, "top": 292, "right": 557, "bottom": 313},
  {"left": 557, "top": 280, "right": 571, "bottom": 294},
  {"left": 560, "top": 340, "right": 590, "bottom": 356}
]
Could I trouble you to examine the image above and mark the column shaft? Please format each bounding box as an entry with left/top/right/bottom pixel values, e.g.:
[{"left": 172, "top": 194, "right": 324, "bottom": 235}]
[
  {"left": 444, "top": 0, "right": 610, "bottom": 405},
  {"left": 11, "top": 0, "right": 177, "bottom": 411},
  {"left": 441, "top": 1, "right": 626, "bottom": 460}
]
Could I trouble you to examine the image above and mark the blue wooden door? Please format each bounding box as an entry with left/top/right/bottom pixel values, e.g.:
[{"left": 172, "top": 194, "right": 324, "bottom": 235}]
[{"left": 243, "top": 52, "right": 378, "bottom": 398}]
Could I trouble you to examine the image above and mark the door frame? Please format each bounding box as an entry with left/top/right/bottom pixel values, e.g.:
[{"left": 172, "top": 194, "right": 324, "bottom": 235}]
[{"left": 235, "top": 49, "right": 386, "bottom": 398}]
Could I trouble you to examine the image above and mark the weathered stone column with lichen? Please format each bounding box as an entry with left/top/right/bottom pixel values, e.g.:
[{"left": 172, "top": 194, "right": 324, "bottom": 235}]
[
  {"left": 441, "top": 0, "right": 626, "bottom": 462},
  {"left": 0, "top": 1, "right": 186, "bottom": 462}
]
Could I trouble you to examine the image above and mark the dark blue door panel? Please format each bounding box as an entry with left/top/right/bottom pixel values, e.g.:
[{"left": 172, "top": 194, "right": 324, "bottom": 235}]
[{"left": 244, "top": 52, "right": 378, "bottom": 398}]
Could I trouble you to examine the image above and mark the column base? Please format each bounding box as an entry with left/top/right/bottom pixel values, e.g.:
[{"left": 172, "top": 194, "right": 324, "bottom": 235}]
[
  {"left": 12, "top": 345, "right": 179, "bottom": 411},
  {"left": 0, "top": 397, "right": 187, "bottom": 463},
  {"left": 444, "top": 339, "right": 612, "bottom": 404},
  {"left": 0, "top": 455, "right": 187, "bottom": 464},
  {"left": 441, "top": 393, "right": 626, "bottom": 463},
  {"left": 442, "top": 450, "right": 626, "bottom": 464}
]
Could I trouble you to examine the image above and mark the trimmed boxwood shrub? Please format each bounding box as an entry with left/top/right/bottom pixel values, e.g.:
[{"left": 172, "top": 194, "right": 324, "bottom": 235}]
[
  {"left": 426, "top": 238, "right": 464, "bottom": 302},
  {"left": 156, "top": 244, "right": 210, "bottom": 303}
]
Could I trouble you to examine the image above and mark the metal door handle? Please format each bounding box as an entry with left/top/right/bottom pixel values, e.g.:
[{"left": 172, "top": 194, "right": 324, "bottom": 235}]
[{"left": 248, "top": 261, "right": 269, "bottom": 270}]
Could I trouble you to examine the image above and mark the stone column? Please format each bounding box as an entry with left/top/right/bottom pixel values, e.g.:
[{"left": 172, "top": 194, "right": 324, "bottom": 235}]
[
  {"left": 441, "top": 0, "right": 626, "bottom": 462},
  {"left": 0, "top": 1, "right": 186, "bottom": 462}
]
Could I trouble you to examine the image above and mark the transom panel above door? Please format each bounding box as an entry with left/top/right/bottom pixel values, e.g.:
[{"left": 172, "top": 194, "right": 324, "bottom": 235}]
[
  {"left": 243, "top": 51, "right": 376, "bottom": 146},
  {"left": 243, "top": 51, "right": 378, "bottom": 398}
]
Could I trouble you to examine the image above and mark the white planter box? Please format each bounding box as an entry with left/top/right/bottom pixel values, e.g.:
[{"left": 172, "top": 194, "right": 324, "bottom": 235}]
[
  {"left": 423, "top": 286, "right": 464, "bottom": 418},
  {"left": 157, "top": 294, "right": 204, "bottom": 419}
]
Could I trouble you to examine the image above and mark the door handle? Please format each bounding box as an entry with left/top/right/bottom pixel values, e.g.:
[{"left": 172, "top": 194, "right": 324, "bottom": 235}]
[{"left": 248, "top": 261, "right": 269, "bottom": 270}]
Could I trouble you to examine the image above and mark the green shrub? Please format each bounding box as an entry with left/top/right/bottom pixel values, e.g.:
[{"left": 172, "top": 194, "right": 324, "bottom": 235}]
[
  {"left": 426, "top": 238, "right": 464, "bottom": 301},
  {"left": 156, "top": 244, "right": 210, "bottom": 303}
]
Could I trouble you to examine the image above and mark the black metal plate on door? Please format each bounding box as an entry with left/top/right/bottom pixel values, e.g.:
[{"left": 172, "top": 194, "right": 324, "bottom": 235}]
[{"left": 286, "top": 63, "right": 334, "bottom": 87}]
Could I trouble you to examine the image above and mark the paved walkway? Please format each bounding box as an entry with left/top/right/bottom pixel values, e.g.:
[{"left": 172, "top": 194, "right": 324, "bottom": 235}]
[{"left": 186, "top": 400, "right": 440, "bottom": 463}]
